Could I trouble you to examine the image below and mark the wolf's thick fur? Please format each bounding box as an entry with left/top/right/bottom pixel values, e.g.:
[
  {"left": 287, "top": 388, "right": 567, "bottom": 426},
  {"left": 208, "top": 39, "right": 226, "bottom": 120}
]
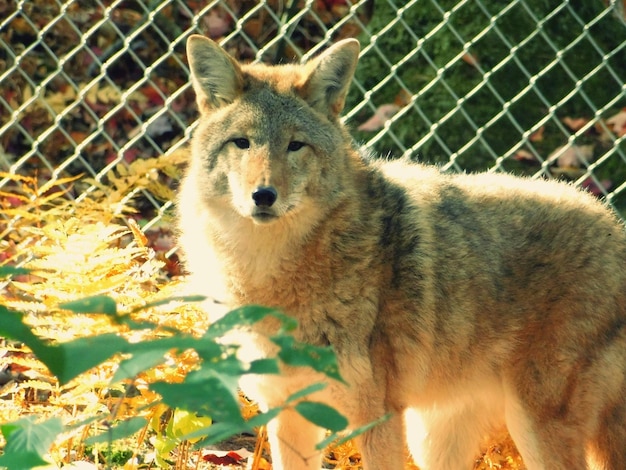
[{"left": 178, "top": 35, "right": 626, "bottom": 469}]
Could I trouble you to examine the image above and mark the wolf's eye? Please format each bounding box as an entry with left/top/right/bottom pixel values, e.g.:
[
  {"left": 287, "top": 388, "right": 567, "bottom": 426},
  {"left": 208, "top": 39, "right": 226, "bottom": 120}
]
[
  {"left": 231, "top": 138, "right": 250, "bottom": 149},
  {"left": 287, "top": 141, "right": 306, "bottom": 152}
]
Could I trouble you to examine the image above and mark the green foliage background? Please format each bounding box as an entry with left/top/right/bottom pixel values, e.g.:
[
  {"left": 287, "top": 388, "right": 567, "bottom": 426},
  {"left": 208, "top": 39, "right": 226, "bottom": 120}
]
[{"left": 348, "top": 0, "right": 626, "bottom": 184}]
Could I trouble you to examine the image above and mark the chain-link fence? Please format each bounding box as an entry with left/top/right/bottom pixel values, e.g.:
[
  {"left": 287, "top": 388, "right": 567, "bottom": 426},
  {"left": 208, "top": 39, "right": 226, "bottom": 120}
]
[{"left": 1, "top": 0, "right": 626, "bottom": 240}]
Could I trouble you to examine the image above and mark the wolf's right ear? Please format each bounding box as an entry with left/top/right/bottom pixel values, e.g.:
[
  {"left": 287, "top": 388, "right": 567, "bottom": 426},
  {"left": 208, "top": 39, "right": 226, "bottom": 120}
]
[
  {"left": 299, "top": 39, "right": 360, "bottom": 120},
  {"left": 186, "top": 35, "right": 243, "bottom": 113}
]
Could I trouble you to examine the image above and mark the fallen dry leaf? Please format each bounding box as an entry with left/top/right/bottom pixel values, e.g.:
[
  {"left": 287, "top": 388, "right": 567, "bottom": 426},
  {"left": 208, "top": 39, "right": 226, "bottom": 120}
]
[
  {"left": 358, "top": 104, "right": 400, "bottom": 131},
  {"left": 561, "top": 116, "right": 589, "bottom": 131},
  {"left": 582, "top": 177, "right": 612, "bottom": 197},
  {"left": 529, "top": 126, "right": 545, "bottom": 142},
  {"left": 513, "top": 149, "right": 539, "bottom": 164},
  {"left": 462, "top": 51, "right": 480, "bottom": 69},
  {"left": 606, "top": 108, "right": 626, "bottom": 137},
  {"left": 549, "top": 143, "right": 594, "bottom": 168}
]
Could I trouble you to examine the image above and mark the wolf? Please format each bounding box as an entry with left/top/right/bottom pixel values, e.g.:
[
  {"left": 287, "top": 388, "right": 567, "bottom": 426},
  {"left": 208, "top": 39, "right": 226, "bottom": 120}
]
[{"left": 177, "top": 34, "right": 626, "bottom": 470}]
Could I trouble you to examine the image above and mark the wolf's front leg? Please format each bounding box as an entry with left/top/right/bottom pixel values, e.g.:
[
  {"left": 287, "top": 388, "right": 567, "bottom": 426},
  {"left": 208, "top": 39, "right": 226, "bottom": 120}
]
[
  {"left": 356, "top": 412, "right": 406, "bottom": 470},
  {"left": 266, "top": 408, "right": 326, "bottom": 470}
]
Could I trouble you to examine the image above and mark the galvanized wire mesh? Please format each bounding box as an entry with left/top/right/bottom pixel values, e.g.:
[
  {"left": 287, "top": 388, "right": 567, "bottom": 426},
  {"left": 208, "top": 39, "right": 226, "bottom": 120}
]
[{"left": 1, "top": 0, "right": 626, "bottom": 235}]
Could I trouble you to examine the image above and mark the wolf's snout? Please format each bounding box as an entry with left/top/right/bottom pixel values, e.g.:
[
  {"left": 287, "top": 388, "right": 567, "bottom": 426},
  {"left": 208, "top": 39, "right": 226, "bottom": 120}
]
[{"left": 252, "top": 186, "right": 278, "bottom": 207}]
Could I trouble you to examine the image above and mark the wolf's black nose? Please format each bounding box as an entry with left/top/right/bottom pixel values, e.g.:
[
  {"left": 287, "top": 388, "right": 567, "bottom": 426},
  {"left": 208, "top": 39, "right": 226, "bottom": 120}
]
[{"left": 252, "top": 186, "right": 278, "bottom": 207}]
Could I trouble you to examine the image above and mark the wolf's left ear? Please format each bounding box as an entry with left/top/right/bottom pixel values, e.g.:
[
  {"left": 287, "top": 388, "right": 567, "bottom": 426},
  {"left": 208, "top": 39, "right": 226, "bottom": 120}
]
[
  {"left": 300, "top": 39, "right": 360, "bottom": 120},
  {"left": 186, "top": 35, "right": 243, "bottom": 113}
]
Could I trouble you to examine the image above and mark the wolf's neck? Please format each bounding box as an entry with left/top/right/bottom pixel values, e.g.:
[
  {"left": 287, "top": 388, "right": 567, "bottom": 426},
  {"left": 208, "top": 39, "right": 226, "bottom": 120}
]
[{"left": 212, "top": 190, "right": 363, "bottom": 306}]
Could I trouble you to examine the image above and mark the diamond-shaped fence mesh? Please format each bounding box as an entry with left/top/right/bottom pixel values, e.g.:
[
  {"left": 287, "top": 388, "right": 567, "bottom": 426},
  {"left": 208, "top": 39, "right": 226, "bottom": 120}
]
[{"left": 1, "top": 0, "right": 626, "bottom": 242}]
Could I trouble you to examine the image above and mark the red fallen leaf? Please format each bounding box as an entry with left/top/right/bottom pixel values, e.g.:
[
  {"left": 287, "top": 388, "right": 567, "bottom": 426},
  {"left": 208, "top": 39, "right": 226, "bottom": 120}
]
[
  {"left": 145, "top": 229, "right": 176, "bottom": 253},
  {"left": 4, "top": 195, "right": 24, "bottom": 207},
  {"left": 529, "top": 126, "right": 544, "bottom": 142},
  {"left": 203, "top": 451, "right": 245, "bottom": 465},
  {"left": 461, "top": 51, "right": 480, "bottom": 69},
  {"left": 141, "top": 85, "right": 165, "bottom": 107},
  {"left": 562, "top": 116, "right": 589, "bottom": 131},
  {"left": 512, "top": 149, "right": 539, "bottom": 164},
  {"left": 606, "top": 108, "right": 626, "bottom": 137},
  {"left": 394, "top": 89, "right": 412, "bottom": 107},
  {"left": 581, "top": 177, "right": 612, "bottom": 197},
  {"left": 105, "top": 148, "right": 141, "bottom": 165},
  {"left": 322, "top": 0, "right": 348, "bottom": 6},
  {"left": 70, "top": 131, "right": 89, "bottom": 144},
  {"left": 549, "top": 144, "right": 594, "bottom": 168},
  {"left": 203, "top": 9, "right": 232, "bottom": 39},
  {"left": 358, "top": 104, "right": 400, "bottom": 132}
]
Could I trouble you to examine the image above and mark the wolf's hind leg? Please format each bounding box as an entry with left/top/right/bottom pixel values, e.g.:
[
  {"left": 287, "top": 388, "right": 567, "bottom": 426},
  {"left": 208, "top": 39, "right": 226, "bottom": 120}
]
[
  {"left": 586, "top": 389, "right": 626, "bottom": 470},
  {"left": 504, "top": 391, "right": 588, "bottom": 470}
]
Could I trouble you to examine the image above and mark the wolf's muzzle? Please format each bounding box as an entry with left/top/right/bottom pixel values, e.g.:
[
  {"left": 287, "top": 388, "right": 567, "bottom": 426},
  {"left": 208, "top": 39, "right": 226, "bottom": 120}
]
[{"left": 252, "top": 186, "right": 278, "bottom": 207}]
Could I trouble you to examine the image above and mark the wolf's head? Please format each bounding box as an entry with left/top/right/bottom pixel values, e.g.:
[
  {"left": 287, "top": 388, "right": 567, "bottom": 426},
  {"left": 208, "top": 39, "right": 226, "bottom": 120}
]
[{"left": 184, "top": 35, "right": 360, "bottom": 227}]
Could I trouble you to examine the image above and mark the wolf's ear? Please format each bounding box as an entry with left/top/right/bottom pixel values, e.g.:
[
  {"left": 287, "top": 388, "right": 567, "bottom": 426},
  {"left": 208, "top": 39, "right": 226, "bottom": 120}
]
[
  {"left": 300, "top": 39, "right": 360, "bottom": 119},
  {"left": 186, "top": 35, "right": 243, "bottom": 113}
]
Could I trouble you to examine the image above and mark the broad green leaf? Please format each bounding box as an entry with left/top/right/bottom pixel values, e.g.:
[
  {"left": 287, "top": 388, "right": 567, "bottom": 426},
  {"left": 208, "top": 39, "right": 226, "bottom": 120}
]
[
  {"left": 246, "top": 358, "right": 280, "bottom": 375},
  {"left": 245, "top": 406, "right": 283, "bottom": 428},
  {"left": 112, "top": 349, "right": 169, "bottom": 383},
  {"left": 204, "top": 305, "right": 295, "bottom": 339},
  {"left": 285, "top": 382, "right": 327, "bottom": 403},
  {"left": 294, "top": 401, "right": 348, "bottom": 432},
  {"left": 84, "top": 417, "right": 147, "bottom": 445},
  {"left": 166, "top": 409, "right": 212, "bottom": 441},
  {"left": 153, "top": 433, "right": 179, "bottom": 468},
  {"left": 129, "top": 295, "right": 207, "bottom": 313},
  {"left": 151, "top": 369, "right": 242, "bottom": 423},
  {"left": 0, "top": 266, "right": 30, "bottom": 278},
  {"left": 60, "top": 295, "right": 118, "bottom": 316},
  {"left": 127, "top": 335, "right": 198, "bottom": 355},
  {"left": 188, "top": 421, "right": 248, "bottom": 447},
  {"left": 111, "top": 335, "right": 202, "bottom": 384},
  {"left": 316, "top": 413, "right": 391, "bottom": 450},
  {"left": 203, "top": 305, "right": 270, "bottom": 338},
  {"left": 0, "top": 450, "right": 50, "bottom": 469},
  {"left": 193, "top": 338, "right": 230, "bottom": 363},
  {"left": 272, "top": 334, "right": 344, "bottom": 383},
  {"left": 0, "top": 416, "right": 63, "bottom": 469},
  {"left": 0, "top": 307, "right": 58, "bottom": 362},
  {"left": 52, "top": 333, "right": 129, "bottom": 384}
]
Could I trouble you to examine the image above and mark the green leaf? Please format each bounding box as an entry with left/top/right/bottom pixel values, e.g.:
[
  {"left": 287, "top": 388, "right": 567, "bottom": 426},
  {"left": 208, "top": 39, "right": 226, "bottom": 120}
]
[
  {"left": 246, "top": 406, "right": 283, "bottom": 428},
  {"left": 0, "top": 266, "right": 30, "bottom": 278},
  {"left": 272, "top": 334, "right": 344, "bottom": 383},
  {"left": 166, "top": 409, "right": 212, "bottom": 441},
  {"left": 204, "top": 305, "right": 276, "bottom": 339},
  {"left": 84, "top": 417, "right": 147, "bottom": 445},
  {"left": 52, "top": 333, "right": 129, "bottom": 384},
  {"left": 188, "top": 421, "right": 248, "bottom": 447},
  {"left": 0, "top": 307, "right": 58, "bottom": 363},
  {"left": 60, "top": 295, "right": 118, "bottom": 315},
  {"left": 114, "top": 317, "right": 162, "bottom": 331},
  {"left": 151, "top": 369, "right": 242, "bottom": 423},
  {"left": 0, "top": 451, "right": 50, "bottom": 470},
  {"left": 0, "top": 416, "right": 63, "bottom": 469},
  {"left": 193, "top": 338, "right": 229, "bottom": 363},
  {"left": 130, "top": 295, "right": 207, "bottom": 313},
  {"left": 294, "top": 401, "right": 348, "bottom": 432},
  {"left": 0, "top": 307, "right": 129, "bottom": 385},
  {"left": 316, "top": 413, "right": 391, "bottom": 450},
  {"left": 246, "top": 358, "right": 280, "bottom": 375},
  {"left": 285, "top": 382, "right": 327, "bottom": 403},
  {"left": 112, "top": 349, "right": 168, "bottom": 383}
]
